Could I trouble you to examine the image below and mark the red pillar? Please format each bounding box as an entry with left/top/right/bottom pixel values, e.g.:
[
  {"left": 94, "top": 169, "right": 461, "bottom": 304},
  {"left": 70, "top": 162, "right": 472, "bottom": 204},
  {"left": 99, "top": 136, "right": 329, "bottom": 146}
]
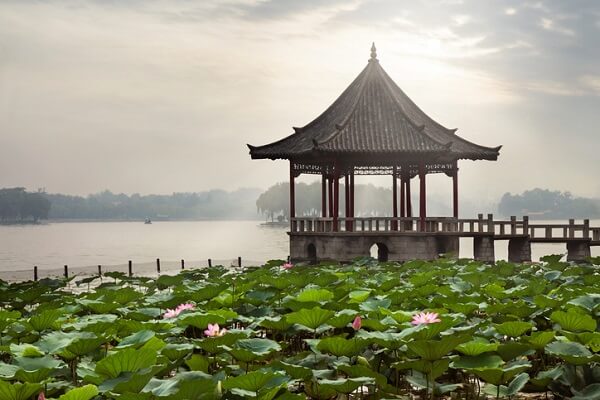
[
  {"left": 392, "top": 166, "right": 398, "bottom": 230},
  {"left": 344, "top": 173, "right": 350, "bottom": 230},
  {"left": 333, "top": 170, "right": 340, "bottom": 232},
  {"left": 400, "top": 173, "right": 406, "bottom": 218},
  {"left": 453, "top": 161, "right": 459, "bottom": 218},
  {"left": 328, "top": 176, "right": 334, "bottom": 218},
  {"left": 289, "top": 162, "right": 296, "bottom": 222},
  {"left": 406, "top": 176, "right": 412, "bottom": 218},
  {"left": 419, "top": 163, "right": 426, "bottom": 231},
  {"left": 350, "top": 170, "right": 355, "bottom": 230},
  {"left": 321, "top": 173, "right": 327, "bottom": 217}
]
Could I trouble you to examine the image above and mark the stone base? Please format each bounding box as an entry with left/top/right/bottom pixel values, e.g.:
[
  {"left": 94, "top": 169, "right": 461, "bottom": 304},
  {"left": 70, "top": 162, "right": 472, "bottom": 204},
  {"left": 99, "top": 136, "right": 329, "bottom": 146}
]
[
  {"left": 508, "top": 237, "right": 531, "bottom": 263},
  {"left": 473, "top": 236, "right": 495, "bottom": 263},
  {"left": 289, "top": 233, "right": 460, "bottom": 263},
  {"left": 567, "top": 240, "right": 591, "bottom": 263}
]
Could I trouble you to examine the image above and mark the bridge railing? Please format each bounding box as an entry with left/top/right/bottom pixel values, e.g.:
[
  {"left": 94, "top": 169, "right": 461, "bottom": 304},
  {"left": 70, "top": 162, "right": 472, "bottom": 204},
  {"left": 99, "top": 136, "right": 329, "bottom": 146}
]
[
  {"left": 291, "top": 216, "right": 599, "bottom": 241},
  {"left": 527, "top": 219, "right": 591, "bottom": 240},
  {"left": 291, "top": 215, "right": 497, "bottom": 234}
]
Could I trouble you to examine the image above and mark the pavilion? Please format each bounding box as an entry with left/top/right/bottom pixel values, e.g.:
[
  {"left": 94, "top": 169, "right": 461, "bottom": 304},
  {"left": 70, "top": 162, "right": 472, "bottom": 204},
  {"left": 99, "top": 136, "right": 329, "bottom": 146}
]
[{"left": 248, "top": 44, "right": 502, "bottom": 263}]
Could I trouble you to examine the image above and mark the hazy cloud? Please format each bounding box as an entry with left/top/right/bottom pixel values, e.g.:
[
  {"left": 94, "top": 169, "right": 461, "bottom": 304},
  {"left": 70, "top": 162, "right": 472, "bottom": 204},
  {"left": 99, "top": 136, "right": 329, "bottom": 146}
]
[{"left": 1, "top": 0, "right": 599, "bottom": 201}]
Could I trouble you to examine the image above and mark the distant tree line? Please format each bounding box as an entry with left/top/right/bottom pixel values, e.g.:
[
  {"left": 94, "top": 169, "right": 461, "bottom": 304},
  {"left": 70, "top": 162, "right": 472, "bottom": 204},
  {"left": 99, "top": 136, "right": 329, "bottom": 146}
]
[
  {"left": 44, "top": 189, "right": 263, "bottom": 220},
  {"left": 498, "top": 188, "right": 600, "bottom": 219},
  {"left": 0, "top": 188, "right": 51, "bottom": 223},
  {"left": 256, "top": 181, "right": 396, "bottom": 221}
]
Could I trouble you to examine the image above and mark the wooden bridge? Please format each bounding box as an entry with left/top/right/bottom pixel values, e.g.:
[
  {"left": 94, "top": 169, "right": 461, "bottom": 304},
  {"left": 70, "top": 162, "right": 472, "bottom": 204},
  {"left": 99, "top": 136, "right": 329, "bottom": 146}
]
[{"left": 289, "top": 215, "right": 599, "bottom": 263}]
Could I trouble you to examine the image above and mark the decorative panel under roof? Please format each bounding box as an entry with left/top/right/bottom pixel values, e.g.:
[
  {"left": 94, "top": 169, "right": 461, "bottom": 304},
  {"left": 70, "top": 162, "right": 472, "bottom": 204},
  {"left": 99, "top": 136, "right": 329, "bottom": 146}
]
[{"left": 248, "top": 44, "right": 501, "bottom": 162}]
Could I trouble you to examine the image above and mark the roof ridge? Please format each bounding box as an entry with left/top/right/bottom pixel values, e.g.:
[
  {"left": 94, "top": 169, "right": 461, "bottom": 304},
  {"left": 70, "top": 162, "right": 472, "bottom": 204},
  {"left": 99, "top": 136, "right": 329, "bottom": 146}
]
[
  {"left": 313, "top": 60, "right": 374, "bottom": 148},
  {"left": 373, "top": 62, "right": 448, "bottom": 150}
]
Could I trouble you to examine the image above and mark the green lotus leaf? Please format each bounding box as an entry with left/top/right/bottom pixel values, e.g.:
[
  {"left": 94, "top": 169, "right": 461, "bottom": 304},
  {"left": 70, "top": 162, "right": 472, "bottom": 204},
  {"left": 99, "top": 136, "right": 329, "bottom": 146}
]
[
  {"left": 356, "top": 330, "right": 404, "bottom": 349},
  {"left": 188, "top": 283, "right": 229, "bottom": 302},
  {"left": 495, "top": 321, "right": 533, "bottom": 337},
  {"left": 36, "top": 331, "right": 81, "bottom": 355},
  {"left": 95, "top": 347, "right": 157, "bottom": 379},
  {"left": 161, "top": 343, "right": 194, "bottom": 362},
  {"left": 185, "top": 354, "right": 209, "bottom": 373},
  {"left": 336, "top": 364, "right": 388, "bottom": 386},
  {"left": 359, "top": 297, "right": 391, "bottom": 312},
  {"left": 572, "top": 383, "right": 600, "bottom": 400},
  {"left": 407, "top": 335, "right": 469, "bottom": 360},
  {"left": 551, "top": 309, "right": 596, "bottom": 332},
  {"left": 117, "top": 329, "right": 155, "bottom": 349},
  {"left": 318, "top": 377, "right": 374, "bottom": 394},
  {"left": 0, "top": 362, "right": 19, "bottom": 379},
  {"left": 195, "top": 331, "right": 248, "bottom": 354},
  {"left": 58, "top": 384, "right": 99, "bottom": 400},
  {"left": 126, "top": 308, "right": 162, "bottom": 321},
  {"left": 394, "top": 359, "right": 450, "bottom": 380},
  {"left": 533, "top": 295, "right": 562, "bottom": 309},
  {"left": 523, "top": 331, "right": 556, "bottom": 350},
  {"left": 530, "top": 366, "right": 563, "bottom": 389},
  {"left": 77, "top": 299, "right": 121, "bottom": 314},
  {"left": 236, "top": 338, "right": 281, "bottom": 355},
  {"left": 222, "top": 370, "right": 287, "bottom": 394},
  {"left": 568, "top": 294, "right": 600, "bottom": 312},
  {"left": 0, "top": 380, "right": 42, "bottom": 400},
  {"left": 295, "top": 288, "right": 334, "bottom": 303},
  {"left": 545, "top": 341, "right": 600, "bottom": 365},
  {"left": 259, "top": 316, "right": 293, "bottom": 331},
  {"left": 445, "top": 302, "right": 479, "bottom": 315},
  {"left": 470, "top": 361, "right": 531, "bottom": 385},
  {"left": 64, "top": 333, "right": 106, "bottom": 358},
  {"left": 10, "top": 343, "right": 44, "bottom": 358},
  {"left": 29, "top": 309, "right": 63, "bottom": 332},
  {"left": 304, "top": 380, "right": 337, "bottom": 400},
  {"left": 451, "top": 354, "right": 504, "bottom": 369},
  {"left": 273, "top": 361, "right": 313, "bottom": 380},
  {"left": 13, "top": 355, "right": 64, "bottom": 383},
  {"left": 360, "top": 318, "right": 391, "bottom": 331},
  {"left": 317, "top": 336, "right": 367, "bottom": 357},
  {"left": 177, "top": 312, "right": 226, "bottom": 330},
  {"left": 381, "top": 310, "right": 414, "bottom": 324},
  {"left": 348, "top": 290, "right": 371, "bottom": 303},
  {"left": 245, "top": 290, "right": 276, "bottom": 305},
  {"left": 286, "top": 307, "right": 334, "bottom": 330},
  {"left": 497, "top": 342, "right": 534, "bottom": 361},
  {"left": 483, "top": 372, "right": 529, "bottom": 398},
  {"left": 144, "top": 371, "right": 219, "bottom": 399},
  {"left": 327, "top": 310, "right": 358, "bottom": 329},
  {"left": 455, "top": 338, "right": 498, "bottom": 356},
  {"left": 99, "top": 367, "right": 157, "bottom": 394}
]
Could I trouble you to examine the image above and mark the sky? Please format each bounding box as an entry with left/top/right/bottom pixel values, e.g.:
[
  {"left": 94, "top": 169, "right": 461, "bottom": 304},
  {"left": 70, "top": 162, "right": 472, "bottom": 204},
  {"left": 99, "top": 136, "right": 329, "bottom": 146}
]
[{"left": 1, "top": 0, "right": 600, "bottom": 207}]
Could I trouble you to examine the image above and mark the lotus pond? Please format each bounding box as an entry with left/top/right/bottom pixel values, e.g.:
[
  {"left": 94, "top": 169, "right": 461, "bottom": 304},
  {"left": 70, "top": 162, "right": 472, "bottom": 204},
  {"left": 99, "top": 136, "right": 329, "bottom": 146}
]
[{"left": 0, "top": 256, "right": 599, "bottom": 400}]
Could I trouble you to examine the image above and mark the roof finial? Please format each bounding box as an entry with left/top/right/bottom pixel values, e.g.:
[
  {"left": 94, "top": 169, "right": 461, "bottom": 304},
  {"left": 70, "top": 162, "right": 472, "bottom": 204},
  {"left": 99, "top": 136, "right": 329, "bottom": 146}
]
[{"left": 370, "top": 42, "right": 377, "bottom": 61}]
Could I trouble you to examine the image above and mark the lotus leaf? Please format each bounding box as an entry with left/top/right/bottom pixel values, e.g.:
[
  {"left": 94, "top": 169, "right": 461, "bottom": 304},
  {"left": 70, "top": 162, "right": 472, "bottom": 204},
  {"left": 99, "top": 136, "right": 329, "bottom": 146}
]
[{"left": 551, "top": 309, "right": 597, "bottom": 332}]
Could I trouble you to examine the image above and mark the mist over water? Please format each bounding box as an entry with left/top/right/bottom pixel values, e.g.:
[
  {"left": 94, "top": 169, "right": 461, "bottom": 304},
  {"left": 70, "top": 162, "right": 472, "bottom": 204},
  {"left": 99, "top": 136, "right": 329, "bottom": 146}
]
[{"left": 1, "top": 220, "right": 598, "bottom": 279}]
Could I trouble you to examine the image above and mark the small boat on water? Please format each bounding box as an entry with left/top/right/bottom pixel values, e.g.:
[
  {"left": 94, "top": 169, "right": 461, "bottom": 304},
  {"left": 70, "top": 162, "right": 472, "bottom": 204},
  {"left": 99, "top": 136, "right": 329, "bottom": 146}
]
[{"left": 144, "top": 218, "right": 152, "bottom": 224}]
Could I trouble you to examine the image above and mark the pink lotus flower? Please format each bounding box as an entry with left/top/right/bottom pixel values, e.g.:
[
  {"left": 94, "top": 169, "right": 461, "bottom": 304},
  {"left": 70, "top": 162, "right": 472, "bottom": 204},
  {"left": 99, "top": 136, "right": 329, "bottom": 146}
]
[
  {"left": 163, "top": 303, "right": 196, "bottom": 319},
  {"left": 281, "top": 262, "right": 293, "bottom": 270},
  {"left": 204, "top": 323, "right": 227, "bottom": 337},
  {"left": 352, "top": 315, "right": 362, "bottom": 330},
  {"left": 38, "top": 393, "right": 46, "bottom": 400},
  {"left": 411, "top": 312, "right": 441, "bottom": 325}
]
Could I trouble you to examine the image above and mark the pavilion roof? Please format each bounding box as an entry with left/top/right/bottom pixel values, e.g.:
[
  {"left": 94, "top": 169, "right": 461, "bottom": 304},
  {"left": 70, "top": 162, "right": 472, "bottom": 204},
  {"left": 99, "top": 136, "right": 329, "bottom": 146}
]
[{"left": 248, "top": 44, "right": 501, "bottom": 162}]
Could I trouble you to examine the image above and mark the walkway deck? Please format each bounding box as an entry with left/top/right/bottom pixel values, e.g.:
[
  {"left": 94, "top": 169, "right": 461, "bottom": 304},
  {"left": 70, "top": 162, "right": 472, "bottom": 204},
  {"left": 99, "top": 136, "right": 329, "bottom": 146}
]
[{"left": 289, "top": 215, "right": 599, "bottom": 263}]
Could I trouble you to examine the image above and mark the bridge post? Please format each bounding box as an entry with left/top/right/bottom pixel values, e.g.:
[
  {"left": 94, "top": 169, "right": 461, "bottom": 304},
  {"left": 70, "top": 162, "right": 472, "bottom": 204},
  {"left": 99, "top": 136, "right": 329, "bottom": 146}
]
[
  {"left": 508, "top": 238, "right": 531, "bottom": 263},
  {"left": 567, "top": 241, "right": 591, "bottom": 263},
  {"left": 474, "top": 236, "right": 495, "bottom": 263}
]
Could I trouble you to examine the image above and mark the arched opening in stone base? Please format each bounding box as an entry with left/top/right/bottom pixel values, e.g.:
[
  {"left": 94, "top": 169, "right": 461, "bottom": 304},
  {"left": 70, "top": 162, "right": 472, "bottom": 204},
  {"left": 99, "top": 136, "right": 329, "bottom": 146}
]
[
  {"left": 307, "top": 243, "right": 317, "bottom": 264},
  {"left": 369, "top": 243, "right": 389, "bottom": 262}
]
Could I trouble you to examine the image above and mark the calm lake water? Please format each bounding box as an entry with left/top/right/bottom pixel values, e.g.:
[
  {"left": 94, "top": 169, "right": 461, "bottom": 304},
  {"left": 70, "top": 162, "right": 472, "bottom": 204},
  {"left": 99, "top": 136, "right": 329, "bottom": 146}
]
[{"left": 0, "top": 220, "right": 598, "bottom": 279}]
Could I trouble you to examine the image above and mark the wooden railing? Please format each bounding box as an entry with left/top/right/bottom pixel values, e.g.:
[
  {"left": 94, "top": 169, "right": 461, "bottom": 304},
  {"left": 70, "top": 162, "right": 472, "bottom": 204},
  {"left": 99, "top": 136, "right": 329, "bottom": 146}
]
[{"left": 290, "top": 215, "right": 599, "bottom": 243}]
